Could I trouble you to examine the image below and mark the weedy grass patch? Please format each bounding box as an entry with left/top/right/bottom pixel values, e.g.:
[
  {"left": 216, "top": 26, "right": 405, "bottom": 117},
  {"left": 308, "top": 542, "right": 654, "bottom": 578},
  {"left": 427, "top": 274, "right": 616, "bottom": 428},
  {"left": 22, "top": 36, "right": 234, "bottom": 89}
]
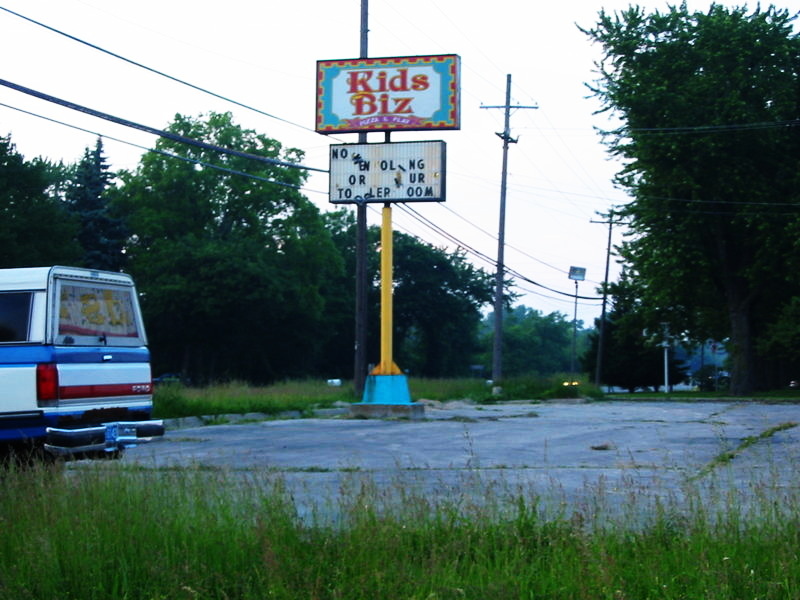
[
  {"left": 152, "top": 375, "right": 606, "bottom": 421},
  {"left": 2, "top": 453, "right": 800, "bottom": 599},
  {"left": 152, "top": 379, "right": 355, "bottom": 419}
]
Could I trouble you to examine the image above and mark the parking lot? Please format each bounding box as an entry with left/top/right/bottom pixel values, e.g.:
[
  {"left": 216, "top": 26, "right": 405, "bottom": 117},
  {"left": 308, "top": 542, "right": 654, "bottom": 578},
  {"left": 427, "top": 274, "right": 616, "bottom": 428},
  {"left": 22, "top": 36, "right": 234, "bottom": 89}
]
[{"left": 122, "top": 400, "right": 800, "bottom": 523}]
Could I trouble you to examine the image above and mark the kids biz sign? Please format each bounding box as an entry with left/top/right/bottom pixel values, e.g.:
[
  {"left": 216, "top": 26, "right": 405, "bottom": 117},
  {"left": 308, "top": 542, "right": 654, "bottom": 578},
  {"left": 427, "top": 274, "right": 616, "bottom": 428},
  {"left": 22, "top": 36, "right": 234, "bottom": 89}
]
[
  {"left": 329, "top": 141, "right": 446, "bottom": 204},
  {"left": 316, "top": 55, "right": 460, "bottom": 133}
]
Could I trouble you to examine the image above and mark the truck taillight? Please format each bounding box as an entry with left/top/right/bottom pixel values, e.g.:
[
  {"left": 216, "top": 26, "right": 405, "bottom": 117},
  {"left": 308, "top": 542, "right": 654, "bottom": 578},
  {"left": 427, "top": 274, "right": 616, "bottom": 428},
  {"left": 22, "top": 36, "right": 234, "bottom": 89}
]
[{"left": 37, "top": 363, "right": 59, "bottom": 405}]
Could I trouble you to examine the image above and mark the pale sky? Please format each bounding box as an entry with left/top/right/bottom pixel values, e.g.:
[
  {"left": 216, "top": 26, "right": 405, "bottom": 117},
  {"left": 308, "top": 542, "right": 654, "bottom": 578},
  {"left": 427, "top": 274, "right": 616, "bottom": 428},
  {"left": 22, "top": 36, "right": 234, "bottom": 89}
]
[{"left": 1, "top": 0, "right": 797, "bottom": 326}]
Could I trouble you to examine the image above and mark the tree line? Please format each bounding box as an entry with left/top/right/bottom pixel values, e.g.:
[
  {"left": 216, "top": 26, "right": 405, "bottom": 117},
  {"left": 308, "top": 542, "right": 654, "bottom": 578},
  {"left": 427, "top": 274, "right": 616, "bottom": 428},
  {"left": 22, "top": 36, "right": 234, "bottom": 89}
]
[
  {"left": 579, "top": 3, "right": 800, "bottom": 394},
  {"left": 0, "top": 114, "right": 583, "bottom": 385},
  {"left": 6, "top": 4, "right": 796, "bottom": 394}
]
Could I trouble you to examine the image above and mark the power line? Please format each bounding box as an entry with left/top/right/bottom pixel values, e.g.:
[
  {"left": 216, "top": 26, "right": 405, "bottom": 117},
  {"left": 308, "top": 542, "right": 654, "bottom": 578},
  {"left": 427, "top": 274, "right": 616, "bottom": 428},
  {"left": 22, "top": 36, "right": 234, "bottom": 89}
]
[
  {"left": 0, "top": 6, "right": 613, "bottom": 308},
  {"left": 0, "top": 5, "right": 320, "bottom": 136},
  {"left": 606, "top": 119, "right": 800, "bottom": 136},
  {"left": 398, "top": 204, "right": 602, "bottom": 301},
  {"left": 0, "top": 100, "right": 331, "bottom": 194},
  {"left": 1, "top": 82, "right": 610, "bottom": 290},
  {"left": 506, "top": 266, "right": 602, "bottom": 301},
  {"left": 634, "top": 194, "right": 800, "bottom": 208},
  {"left": 523, "top": 108, "right": 620, "bottom": 207},
  {"left": 379, "top": 204, "right": 600, "bottom": 308},
  {"left": 397, "top": 204, "right": 497, "bottom": 265},
  {"left": 512, "top": 282, "right": 602, "bottom": 308},
  {"left": 0, "top": 78, "right": 328, "bottom": 174},
  {"left": 438, "top": 203, "right": 571, "bottom": 276},
  {"left": 1, "top": 90, "right": 601, "bottom": 305}
]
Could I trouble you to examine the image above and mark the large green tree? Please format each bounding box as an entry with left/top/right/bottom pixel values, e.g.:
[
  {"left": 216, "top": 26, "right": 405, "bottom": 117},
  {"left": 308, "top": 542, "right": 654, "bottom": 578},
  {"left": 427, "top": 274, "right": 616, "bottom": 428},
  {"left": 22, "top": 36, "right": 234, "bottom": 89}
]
[
  {"left": 479, "top": 306, "right": 577, "bottom": 377},
  {"left": 391, "top": 232, "right": 494, "bottom": 376},
  {"left": 0, "top": 135, "right": 80, "bottom": 268},
  {"left": 323, "top": 211, "right": 495, "bottom": 379},
  {"left": 583, "top": 4, "right": 800, "bottom": 394},
  {"left": 316, "top": 209, "right": 362, "bottom": 379},
  {"left": 112, "top": 112, "right": 342, "bottom": 383}
]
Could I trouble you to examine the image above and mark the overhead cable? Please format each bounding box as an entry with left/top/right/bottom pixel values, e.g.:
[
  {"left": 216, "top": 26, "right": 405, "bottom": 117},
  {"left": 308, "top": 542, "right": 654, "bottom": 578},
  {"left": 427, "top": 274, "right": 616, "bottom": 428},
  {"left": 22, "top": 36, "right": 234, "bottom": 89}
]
[
  {"left": 0, "top": 101, "right": 326, "bottom": 193},
  {"left": 0, "top": 79, "right": 328, "bottom": 173},
  {"left": 626, "top": 119, "right": 800, "bottom": 135},
  {"left": 369, "top": 205, "right": 580, "bottom": 306},
  {"left": 439, "top": 203, "right": 571, "bottom": 276},
  {"left": 635, "top": 194, "right": 800, "bottom": 208},
  {"left": 398, "top": 204, "right": 602, "bottom": 301},
  {"left": 0, "top": 5, "right": 319, "bottom": 135}
]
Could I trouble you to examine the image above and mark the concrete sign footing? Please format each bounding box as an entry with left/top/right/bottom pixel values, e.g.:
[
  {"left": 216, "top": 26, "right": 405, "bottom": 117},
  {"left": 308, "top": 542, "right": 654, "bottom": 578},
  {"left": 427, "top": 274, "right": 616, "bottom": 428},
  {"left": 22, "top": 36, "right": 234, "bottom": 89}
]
[
  {"left": 349, "top": 402, "right": 425, "bottom": 420},
  {"left": 351, "top": 374, "right": 425, "bottom": 419}
]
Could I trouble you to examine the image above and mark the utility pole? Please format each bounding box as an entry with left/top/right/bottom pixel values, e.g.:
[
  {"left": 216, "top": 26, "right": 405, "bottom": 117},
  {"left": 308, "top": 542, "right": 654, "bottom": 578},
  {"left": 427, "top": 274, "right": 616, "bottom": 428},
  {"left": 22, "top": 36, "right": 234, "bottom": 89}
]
[
  {"left": 353, "top": 0, "right": 369, "bottom": 397},
  {"left": 590, "top": 210, "right": 623, "bottom": 387},
  {"left": 481, "top": 75, "right": 537, "bottom": 387}
]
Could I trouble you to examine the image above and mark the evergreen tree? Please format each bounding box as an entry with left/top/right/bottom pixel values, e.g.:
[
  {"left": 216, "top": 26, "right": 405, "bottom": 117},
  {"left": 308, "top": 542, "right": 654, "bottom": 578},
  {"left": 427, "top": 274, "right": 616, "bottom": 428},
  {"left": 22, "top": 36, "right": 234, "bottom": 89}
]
[{"left": 66, "top": 138, "right": 127, "bottom": 271}]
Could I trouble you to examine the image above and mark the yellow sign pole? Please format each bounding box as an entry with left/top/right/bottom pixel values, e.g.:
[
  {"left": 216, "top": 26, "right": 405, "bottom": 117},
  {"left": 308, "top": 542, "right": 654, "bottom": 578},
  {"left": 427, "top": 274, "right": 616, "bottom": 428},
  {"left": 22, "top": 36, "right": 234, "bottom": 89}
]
[
  {"left": 374, "top": 203, "right": 402, "bottom": 375},
  {"left": 356, "top": 199, "right": 414, "bottom": 410}
]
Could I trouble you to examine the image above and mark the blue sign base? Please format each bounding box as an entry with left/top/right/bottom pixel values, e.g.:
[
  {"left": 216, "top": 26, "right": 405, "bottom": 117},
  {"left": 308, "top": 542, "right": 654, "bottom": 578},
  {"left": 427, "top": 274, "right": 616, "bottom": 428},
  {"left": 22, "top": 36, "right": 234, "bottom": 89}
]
[{"left": 360, "top": 374, "right": 412, "bottom": 405}]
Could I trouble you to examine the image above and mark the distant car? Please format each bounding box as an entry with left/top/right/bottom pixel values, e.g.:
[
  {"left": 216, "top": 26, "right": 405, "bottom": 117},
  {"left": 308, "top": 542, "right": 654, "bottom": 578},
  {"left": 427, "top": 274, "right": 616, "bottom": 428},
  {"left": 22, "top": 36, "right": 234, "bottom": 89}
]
[{"left": 153, "top": 373, "right": 183, "bottom": 385}]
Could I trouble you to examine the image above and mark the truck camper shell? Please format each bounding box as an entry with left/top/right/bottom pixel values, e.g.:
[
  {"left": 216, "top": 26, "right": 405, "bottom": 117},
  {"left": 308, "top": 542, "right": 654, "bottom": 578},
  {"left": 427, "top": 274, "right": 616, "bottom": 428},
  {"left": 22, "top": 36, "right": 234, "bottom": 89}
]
[{"left": 0, "top": 266, "right": 163, "bottom": 457}]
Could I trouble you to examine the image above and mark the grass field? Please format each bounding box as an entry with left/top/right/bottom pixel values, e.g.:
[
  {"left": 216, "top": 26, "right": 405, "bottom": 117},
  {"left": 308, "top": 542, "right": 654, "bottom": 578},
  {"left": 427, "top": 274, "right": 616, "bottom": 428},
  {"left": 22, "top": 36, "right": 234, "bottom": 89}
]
[
  {"left": 5, "top": 379, "right": 796, "bottom": 598},
  {"left": 2, "top": 457, "right": 799, "bottom": 599}
]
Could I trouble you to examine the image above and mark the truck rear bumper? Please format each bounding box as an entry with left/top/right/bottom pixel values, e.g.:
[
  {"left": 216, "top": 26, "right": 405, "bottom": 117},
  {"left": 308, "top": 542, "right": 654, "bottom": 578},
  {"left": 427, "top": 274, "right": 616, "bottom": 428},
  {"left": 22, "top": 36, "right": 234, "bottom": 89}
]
[{"left": 44, "top": 420, "right": 165, "bottom": 456}]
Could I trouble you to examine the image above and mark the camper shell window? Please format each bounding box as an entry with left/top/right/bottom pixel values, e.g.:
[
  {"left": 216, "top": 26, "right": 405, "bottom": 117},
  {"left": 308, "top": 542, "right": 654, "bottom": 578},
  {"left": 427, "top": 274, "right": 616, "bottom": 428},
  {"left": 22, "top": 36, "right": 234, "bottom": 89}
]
[
  {"left": 0, "top": 292, "right": 33, "bottom": 342},
  {"left": 56, "top": 282, "right": 145, "bottom": 346}
]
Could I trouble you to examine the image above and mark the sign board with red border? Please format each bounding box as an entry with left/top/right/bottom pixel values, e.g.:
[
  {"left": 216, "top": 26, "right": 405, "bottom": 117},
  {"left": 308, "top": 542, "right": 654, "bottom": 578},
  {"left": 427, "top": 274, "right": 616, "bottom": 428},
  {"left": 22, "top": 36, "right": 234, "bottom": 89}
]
[
  {"left": 316, "top": 55, "right": 460, "bottom": 134},
  {"left": 329, "top": 141, "right": 446, "bottom": 204}
]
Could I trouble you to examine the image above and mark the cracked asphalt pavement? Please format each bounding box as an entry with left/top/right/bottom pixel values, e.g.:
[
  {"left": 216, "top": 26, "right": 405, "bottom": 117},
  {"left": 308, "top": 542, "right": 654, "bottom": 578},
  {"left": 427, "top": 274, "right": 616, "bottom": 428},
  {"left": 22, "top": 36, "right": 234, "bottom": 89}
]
[{"left": 122, "top": 400, "right": 800, "bottom": 523}]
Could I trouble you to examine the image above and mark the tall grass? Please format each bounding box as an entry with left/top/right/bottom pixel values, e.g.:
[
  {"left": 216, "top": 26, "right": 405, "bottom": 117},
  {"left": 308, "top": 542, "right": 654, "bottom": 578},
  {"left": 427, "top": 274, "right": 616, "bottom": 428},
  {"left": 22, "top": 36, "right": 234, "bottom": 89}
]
[
  {"left": 1, "top": 460, "right": 799, "bottom": 599},
  {"left": 153, "top": 375, "right": 602, "bottom": 420},
  {"left": 412, "top": 374, "right": 602, "bottom": 402},
  {"left": 152, "top": 380, "right": 355, "bottom": 419}
]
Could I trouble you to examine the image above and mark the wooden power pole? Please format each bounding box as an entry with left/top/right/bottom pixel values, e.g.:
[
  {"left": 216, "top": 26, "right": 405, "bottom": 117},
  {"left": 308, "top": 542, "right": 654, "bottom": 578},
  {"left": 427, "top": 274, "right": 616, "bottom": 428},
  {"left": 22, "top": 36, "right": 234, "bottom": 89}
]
[
  {"left": 481, "top": 74, "right": 537, "bottom": 388},
  {"left": 590, "top": 210, "right": 623, "bottom": 387},
  {"left": 353, "top": 0, "right": 369, "bottom": 397}
]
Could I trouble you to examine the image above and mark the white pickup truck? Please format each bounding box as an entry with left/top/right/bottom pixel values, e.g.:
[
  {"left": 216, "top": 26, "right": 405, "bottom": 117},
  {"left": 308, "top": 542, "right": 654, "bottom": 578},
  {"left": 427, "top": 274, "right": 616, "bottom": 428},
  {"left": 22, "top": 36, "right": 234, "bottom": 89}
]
[{"left": 0, "top": 266, "right": 164, "bottom": 457}]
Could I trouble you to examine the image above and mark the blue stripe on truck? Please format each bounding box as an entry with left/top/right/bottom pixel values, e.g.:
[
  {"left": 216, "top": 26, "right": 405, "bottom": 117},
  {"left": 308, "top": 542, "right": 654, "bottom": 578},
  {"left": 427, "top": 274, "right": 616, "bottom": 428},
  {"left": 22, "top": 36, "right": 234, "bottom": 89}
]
[{"left": 0, "top": 345, "right": 149, "bottom": 364}]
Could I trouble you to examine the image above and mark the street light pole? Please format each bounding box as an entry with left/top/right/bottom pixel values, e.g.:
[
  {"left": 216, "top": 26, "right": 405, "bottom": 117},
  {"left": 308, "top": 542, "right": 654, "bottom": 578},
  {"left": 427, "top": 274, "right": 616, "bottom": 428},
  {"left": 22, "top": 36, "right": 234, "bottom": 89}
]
[
  {"left": 568, "top": 266, "right": 586, "bottom": 378},
  {"left": 571, "top": 279, "right": 579, "bottom": 375}
]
